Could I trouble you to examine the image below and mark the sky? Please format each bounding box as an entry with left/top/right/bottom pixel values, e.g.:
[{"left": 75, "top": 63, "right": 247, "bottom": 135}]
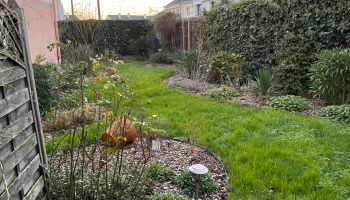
[{"left": 61, "top": 0, "right": 173, "bottom": 17}]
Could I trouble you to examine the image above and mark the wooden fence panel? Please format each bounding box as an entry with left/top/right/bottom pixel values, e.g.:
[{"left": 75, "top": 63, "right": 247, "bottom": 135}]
[{"left": 0, "top": 1, "right": 47, "bottom": 200}]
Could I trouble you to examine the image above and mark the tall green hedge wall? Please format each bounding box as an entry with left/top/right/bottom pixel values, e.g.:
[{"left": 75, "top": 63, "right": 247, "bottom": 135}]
[
  {"left": 205, "top": 0, "right": 350, "bottom": 93},
  {"left": 58, "top": 20, "right": 154, "bottom": 55}
]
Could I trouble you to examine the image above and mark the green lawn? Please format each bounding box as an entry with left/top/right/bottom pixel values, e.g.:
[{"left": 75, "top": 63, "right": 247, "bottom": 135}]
[{"left": 116, "top": 62, "right": 349, "bottom": 200}]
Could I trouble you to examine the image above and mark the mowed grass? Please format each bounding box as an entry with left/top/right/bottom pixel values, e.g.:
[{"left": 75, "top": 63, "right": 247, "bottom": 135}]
[{"left": 115, "top": 62, "right": 349, "bottom": 200}]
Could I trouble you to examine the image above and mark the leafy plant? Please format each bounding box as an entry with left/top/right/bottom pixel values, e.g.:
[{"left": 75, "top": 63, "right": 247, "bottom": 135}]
[
  {"left": 274, "top": 46, "right": 312, "bottom": 95},
  {"left": 175, "top": 171, "right": 218, "bottom": 197},
  {"left": 34, "top": 60, "right": 81, "bottom": 115},
  {"left": 269, "top": 95, "right": 310, "bottom": 112},
  {"left": 170, "top": 50, "right": 198, "bottom": 79},
  {"left": 207, "top": 86, "right": 239, "bottom": 101},
  {"left": 149, "top": 52, "right": 174, "bottom": 64},
  {"left": 251, "top": 68, "right": 275, "bottom": 96},
  {"left": 146, "top": 193, "right": 187, "bottom": 200},
  {"left": 310, "top": 48, "right": 350, "bottom": 105},
  {"left": 321, "top": 105, "right": 350, "bottom": 123},
  {"left": 33, "top": 63, "right": 59, "bottom": 113},
  {"left": 207, "top": 51, "right": 244, "bottom": 86},
  {"left": 145, "top": 163, "right": 175, "bottom": 182}
]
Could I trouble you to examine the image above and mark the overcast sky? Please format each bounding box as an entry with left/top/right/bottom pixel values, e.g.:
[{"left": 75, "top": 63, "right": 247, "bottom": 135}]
[{"left": 61, "top": 0, "right": 173, "bottom": 17}]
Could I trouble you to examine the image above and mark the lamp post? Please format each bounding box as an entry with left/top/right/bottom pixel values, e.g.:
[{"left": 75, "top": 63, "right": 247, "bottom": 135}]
[{"left": 189, "top": 164, "right": 209, "bottom": 200}]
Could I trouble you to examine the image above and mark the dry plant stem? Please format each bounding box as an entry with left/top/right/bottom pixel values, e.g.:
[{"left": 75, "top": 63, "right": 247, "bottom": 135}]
[{"left": 79, "top": 71, "right": 87, "bottom": 199}]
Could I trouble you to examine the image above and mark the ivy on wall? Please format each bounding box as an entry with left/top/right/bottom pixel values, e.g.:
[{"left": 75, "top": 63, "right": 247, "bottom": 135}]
[{"left": 205, "top": 0, "right": 350, "bottom": 94}]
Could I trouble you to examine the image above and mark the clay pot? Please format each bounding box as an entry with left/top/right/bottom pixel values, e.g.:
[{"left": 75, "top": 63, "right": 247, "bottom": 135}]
[{"left": 102, "top": 117, "right": 137, "bottom": 147}]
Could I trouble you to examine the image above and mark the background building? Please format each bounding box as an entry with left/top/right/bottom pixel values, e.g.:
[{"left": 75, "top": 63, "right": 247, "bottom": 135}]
[{"left": 164, "top": 0, "right": 233, "bottom": 17}]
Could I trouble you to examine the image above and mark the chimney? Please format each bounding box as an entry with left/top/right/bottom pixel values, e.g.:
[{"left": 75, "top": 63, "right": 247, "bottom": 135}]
[
  {"left": 118, "top": 13, "right": 121, "bottom": 20},
  {"left": 127, "top": 13, "right": 130, "bottom": 20}
]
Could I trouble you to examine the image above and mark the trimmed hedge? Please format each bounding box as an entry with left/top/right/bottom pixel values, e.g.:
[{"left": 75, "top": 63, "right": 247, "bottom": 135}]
[
  {"left": 205, "top": 0, "right": 350, "bottom": 94},
  {"left": 59, "top": 20, "right": 157, "bottom": 55}
]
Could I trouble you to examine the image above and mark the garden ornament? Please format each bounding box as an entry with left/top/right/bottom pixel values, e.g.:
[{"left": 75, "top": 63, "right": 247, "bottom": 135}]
[{"left": 189, "top": 164, "right": 209, "bottom": 200}]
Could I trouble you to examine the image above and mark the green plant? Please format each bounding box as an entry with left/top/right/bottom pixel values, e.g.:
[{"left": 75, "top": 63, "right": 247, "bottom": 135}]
[
  {"left": 175, "top": 171, "right": 218, "bottom": 197},
  {"left": 269, "top": 95, "right": 310, "bottom": 112},
  {"left": 145, "top": 163, "right": 175, "bottom": 182},
  {"left": 149, "top": 52, "right": 174, "bottom": 64},
  {"left": 207, "top": 51, "right": 244, "bottom": 86},
  {"left": 146, "top": 193, "right": 187, "bottom": 200},
  {"left": 34, "top": 60, "right": 81, "bottom": 114},
  {"left": 274, "top": 46, "right": 312, "bottom": 95},
  {"left": 251, "top": 68, "right": 275, "bottom": 96},
  {"left": 33, "top": 63, "right": 59, "bottom": 113},
  {"left": 170, "top": 50, "right": 198, "bottom": 79},
  {"left": 321, "top": 105, "right": 350, "bottom": 123},
  {"left": 207, "top": 86, "right": 239, "bottom": 101},
  {"left": 311, "top": 48, "right": 350, "bottom": 105}
]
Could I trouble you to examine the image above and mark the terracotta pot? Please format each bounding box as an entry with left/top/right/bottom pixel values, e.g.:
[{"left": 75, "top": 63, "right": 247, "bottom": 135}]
[{"left": 102, "top": 117, "right": 137, "bottom": 147}]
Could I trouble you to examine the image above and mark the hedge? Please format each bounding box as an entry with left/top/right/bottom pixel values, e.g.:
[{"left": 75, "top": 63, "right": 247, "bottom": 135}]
[
  {"left": 205, "top": 0, "right": 350, "bottom": 94},
  {"left": 58, "top": 20, "right": 157, "bottom": 55}
]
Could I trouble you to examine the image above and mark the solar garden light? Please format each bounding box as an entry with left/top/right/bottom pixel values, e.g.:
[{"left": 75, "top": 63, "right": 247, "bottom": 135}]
[{"left": 189, "top": 164, "right": 209, "bottom": 200}]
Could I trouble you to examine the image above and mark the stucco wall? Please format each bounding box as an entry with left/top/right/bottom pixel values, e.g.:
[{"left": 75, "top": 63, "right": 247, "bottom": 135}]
[{"left": 16, "top": 0, "right": 59, "bottom": 62}]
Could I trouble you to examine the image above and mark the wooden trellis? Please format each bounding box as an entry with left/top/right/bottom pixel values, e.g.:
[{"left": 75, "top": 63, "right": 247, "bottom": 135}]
[{"left": 0, "top": 0, "right": 47, "bottom": 199}]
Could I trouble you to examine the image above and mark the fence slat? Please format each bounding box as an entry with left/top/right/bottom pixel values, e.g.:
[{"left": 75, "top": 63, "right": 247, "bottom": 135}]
[
  {"left": 0, "top": 111, "right": 34, "bottom": 149},
  {"left": 23, "top": 176, "right": 44, "bottom": 200},
  {"left": 0, "top": 67, "right": 26, "bottom": 86},
  {"left": 0, "top": 89, "right": 30, "bottom": 119},
  {"left": 1, "top": 134, "right": 37, "bottom": 175},
  {"left": 0, "top": 155, "right": 40, "bottom": 200}
]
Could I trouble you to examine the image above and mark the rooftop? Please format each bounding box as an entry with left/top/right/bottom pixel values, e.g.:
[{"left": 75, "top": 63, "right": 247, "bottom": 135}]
[
  {"left": 106, "top": 14, "right": 153, "bottom": 21},
  {"left": 165, "top": 0, "right": 193, "bottom": 7}
]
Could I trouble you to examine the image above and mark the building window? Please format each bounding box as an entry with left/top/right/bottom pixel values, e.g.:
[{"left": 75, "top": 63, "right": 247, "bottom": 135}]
[
  {"left": 210, "top": 2, "right": 215, "bottom": 9},
  {"left": 186, "top": 7, "right": 192, "bottom": 16},
  {"left": 175, "top": 8, "right": 180, "bottom": 14},
  {"left": 196, "top": 4, "right": 202, "bottom": 16}
]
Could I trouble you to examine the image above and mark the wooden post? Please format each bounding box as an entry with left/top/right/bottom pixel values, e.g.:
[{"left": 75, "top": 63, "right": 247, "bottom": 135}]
[{"left": 187, "top": 19, "right": 191, "bottom": 50}]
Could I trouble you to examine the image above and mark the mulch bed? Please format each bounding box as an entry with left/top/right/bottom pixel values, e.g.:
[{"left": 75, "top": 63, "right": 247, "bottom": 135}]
[
  {"left": 48, "top": 137, "right": 228, "bottom": 200},
  {"left": 160, "top": 65, "right": 326, "bottom": 116},
  {"left": 151, "top": 138, "right": 228, "bottom": 199}
]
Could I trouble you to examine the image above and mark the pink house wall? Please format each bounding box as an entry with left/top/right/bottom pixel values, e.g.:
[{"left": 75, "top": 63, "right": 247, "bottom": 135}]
[{"left": 16, "top": 0, "right": 60, "bottom": 63}]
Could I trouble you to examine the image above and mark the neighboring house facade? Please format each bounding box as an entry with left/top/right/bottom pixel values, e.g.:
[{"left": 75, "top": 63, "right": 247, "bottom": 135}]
[
  {"left": 106, "top": 14, "right": 154, "bottom": 21},
  {"left": 164, "top": 0, "right": 193, "bottom": 18},
  {"left": 164, "top": 0, "right": 232, "bottom": 18},
  {"left": 16, "top": 0, "right": 60, "bottom": 63}
]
